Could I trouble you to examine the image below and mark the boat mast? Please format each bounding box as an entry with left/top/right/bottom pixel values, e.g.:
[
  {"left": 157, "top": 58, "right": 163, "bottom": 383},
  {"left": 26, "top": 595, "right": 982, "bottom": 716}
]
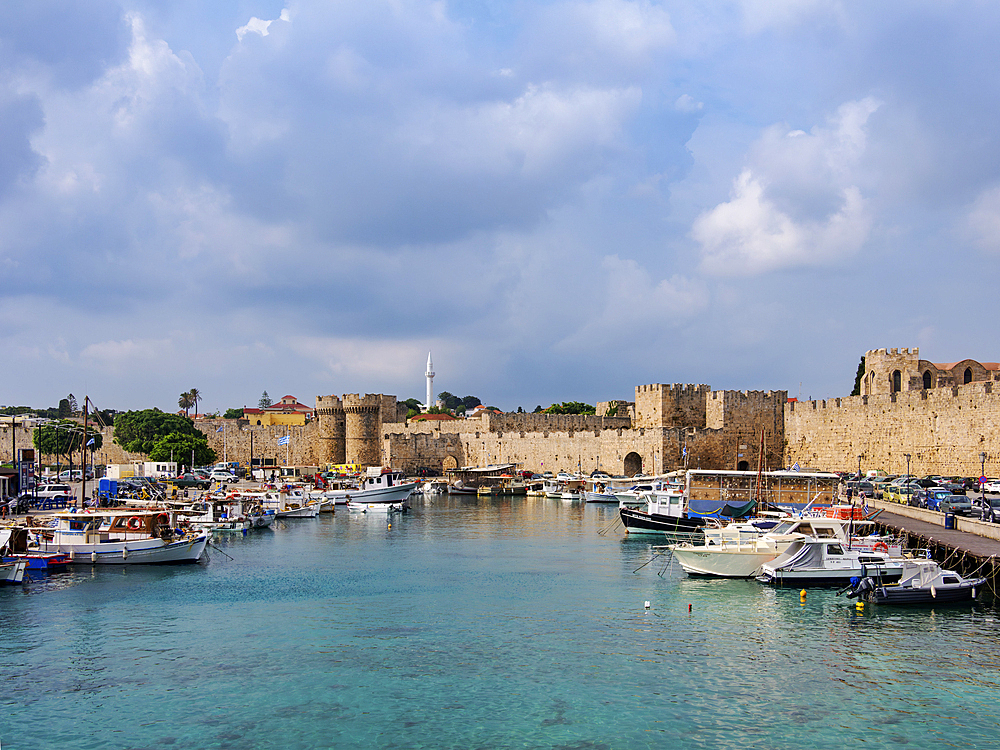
[{"left": 754, "top": 428, "right": 765, "bottom": 510}]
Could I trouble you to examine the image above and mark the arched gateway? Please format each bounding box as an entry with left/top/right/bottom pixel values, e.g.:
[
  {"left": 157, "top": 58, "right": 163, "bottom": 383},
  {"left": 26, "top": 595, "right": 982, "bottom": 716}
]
[{"left": 623, "top": 452, "right": 643, "bottom": 477}]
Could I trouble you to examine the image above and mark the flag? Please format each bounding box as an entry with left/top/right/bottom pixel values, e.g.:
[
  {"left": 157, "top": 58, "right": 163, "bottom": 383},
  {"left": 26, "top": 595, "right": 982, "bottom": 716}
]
[
  {"left": 86, "top": 437, "right": 95, "bottom": 446},
  {"left": 277, "top": 435, "right": 290, "bottom": 446},
  {"left": 682, "top": 447, "right": 688, "bottom": 457},
  {"left": 791, "top": 462, "right": 800, "bottom": 471},
  {"left": 216, "top": 425, "right": 224, "bottom": 432}
]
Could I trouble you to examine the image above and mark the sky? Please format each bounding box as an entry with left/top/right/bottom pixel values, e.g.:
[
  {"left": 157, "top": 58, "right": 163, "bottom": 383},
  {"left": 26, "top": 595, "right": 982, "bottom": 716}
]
[{"left": 3, "top": 1, "right": 1000, "bottom": 415}]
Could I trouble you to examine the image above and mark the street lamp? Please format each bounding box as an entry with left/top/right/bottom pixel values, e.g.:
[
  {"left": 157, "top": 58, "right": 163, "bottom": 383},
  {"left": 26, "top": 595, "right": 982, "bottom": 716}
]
[
  {"left": 980, "top": 452, "right": 987, "bottom": 498},
  {"left": 857, "top": 454, "right": 862, "bottom": 480},
  {"left": 904, "top": 453, "right": 911, "bottom": 482}
]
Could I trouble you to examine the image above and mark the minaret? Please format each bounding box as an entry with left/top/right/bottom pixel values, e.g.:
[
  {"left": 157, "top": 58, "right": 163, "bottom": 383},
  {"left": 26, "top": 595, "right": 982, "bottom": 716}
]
[{"left": 425, "top": 352, "right": 435, "bottom": 411}]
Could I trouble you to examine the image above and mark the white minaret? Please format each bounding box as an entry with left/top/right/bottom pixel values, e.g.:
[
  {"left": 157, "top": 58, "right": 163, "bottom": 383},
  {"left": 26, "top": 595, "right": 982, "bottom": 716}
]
[{"left": 425, "top": 352, "right": 435, "bottom": 411}]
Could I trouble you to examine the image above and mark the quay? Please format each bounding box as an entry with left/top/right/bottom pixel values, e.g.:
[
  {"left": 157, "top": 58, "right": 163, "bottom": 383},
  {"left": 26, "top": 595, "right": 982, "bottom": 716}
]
[{"left": 870, "top": 499, "right": 1000, "bottom": 598}]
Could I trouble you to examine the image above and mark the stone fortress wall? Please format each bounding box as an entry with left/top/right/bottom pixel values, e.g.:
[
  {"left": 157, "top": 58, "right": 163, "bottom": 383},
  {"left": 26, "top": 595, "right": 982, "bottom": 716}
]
[
  {"left": 786, "top": 347, "right": 1000, "bottom": 476},
  {"left": 8, "top": 346, "right": 986, "bottom": 478}
]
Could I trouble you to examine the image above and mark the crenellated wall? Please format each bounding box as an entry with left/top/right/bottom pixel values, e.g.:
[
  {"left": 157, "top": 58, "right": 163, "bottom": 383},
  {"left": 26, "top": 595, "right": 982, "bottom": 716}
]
[{"left": 785, "top": 380, "right": 1000, "bottom": 476}]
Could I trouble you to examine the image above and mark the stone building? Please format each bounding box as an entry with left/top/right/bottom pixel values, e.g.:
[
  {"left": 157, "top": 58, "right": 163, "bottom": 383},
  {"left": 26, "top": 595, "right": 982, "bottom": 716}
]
[
  {"left": 788, "top": 348, "right": 1000, "bottom": 477},
  {"left": 861, "top": 347, "right": 1000, "bottom": 396}
]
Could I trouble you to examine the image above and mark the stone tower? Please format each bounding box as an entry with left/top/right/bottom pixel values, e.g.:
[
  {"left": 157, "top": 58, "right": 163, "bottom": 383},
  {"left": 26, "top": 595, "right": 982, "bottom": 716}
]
[
  {"left": 425, "top": 352, "right": 435, "bottom": 411},
  {"left": 315, "top": 395, "right": 346, "bottom": 465},
  {"left": 862, "top": 348, "right": 921, "bottom": 396},
  {"left": 633, "top": 384, "right": 711, "bottom": 429},
  {"left": 344, "top": 394, "right": 382, "bottom": 466}
]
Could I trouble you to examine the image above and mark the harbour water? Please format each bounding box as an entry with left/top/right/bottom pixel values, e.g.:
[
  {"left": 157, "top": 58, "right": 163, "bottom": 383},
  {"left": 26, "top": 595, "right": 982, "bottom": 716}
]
[{"left": 3, "top": 497, "right": 1000, "bottom": 749}]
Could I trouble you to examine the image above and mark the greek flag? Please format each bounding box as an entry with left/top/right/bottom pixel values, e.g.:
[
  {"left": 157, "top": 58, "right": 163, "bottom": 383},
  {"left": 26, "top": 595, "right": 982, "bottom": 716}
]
[
  {"left": 791, "top": 462, "right": 800, "bottom": 471},
  {"left": 216, "top": 425, "right": 224, "bottom": 432},
  {"left": 682, "top": 447, "right": 688, "bottom": 457},
  {"left": 86, "top": 437, "right": 95, "bottom": 446},
  {"left": 277, "top": 435, "right": 290, "bottom": 446}
]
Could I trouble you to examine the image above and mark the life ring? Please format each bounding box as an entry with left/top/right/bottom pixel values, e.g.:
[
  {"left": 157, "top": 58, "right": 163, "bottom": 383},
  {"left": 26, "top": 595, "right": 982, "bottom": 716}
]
[
  {"left": 156, "top": 513, "right": 169, "bottom": 526},
  {"left": 873, "top": 541, "right": 888, "bottom": 553},
  {"left": 127, "top": 516, "right": 143, "bottom": 530}
]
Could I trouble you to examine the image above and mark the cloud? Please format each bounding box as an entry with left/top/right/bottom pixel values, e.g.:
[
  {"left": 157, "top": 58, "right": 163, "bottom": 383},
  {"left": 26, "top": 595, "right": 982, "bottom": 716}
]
[
  {"left": 236, "top": 9, "right": 291, "bottom": 42},
  {"left": 674, "top": 94, "right": 703, "bottom": 113},
  {"left": 692, "top": 98, "right": 880, "bottom": 275}
]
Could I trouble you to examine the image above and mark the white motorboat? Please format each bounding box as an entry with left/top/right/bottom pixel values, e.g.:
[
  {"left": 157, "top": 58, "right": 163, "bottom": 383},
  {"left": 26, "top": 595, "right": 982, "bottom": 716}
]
[
  {"left": 347, "top": 500, "right": 404, "bottom": 513},
  {"left": 328, "top": 467, "right": 416, "bottom": 508},
  {"left": 421, "top": 481, "right": 448, "bottom": 495},
  {"left": 757, "top": 537, "right": 905, "bottom": 587},
  {"left": 31, "top": 510, "right": 208, "bottom": 564},
  {"left": 670, "top": 517, "right": 898, "bottom": 578}
]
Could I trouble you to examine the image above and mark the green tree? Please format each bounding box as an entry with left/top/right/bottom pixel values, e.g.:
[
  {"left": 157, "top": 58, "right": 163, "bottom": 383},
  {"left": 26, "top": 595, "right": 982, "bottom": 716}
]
[
  {"left": 57, "top": 398, "right": 72, "bottom": 419},
  {"left": 850, "top": 356, "right": 866, "bottom": 396},
  {"left": 114, "top": 409, "right": 202, "bottom": 454},
  {"left": 189, "top": 388, "right": 201, "bottom": 417},
  {"left": 403, "top": 398, "right": 422, "bottom": 411},
  {"left": 533, "top": 405, "right": 543, "bottom": 413},
  {"left": 223, "top": 408, "right": 244, "bottom": 419},
  {"left": 461, "top": 395, "right": 481, "bottom": 410},
  {"left": 544, "top": 401, "right": 596, "bottom": 415},
  {"left": 67, "top": 394, "right": 79, "bottom": 416},
  {"left": 178, "top": 391, "right": 194, "bottom": 415},
  {"left": 259, "top": 391, "right": 272, "bottom": 408},
  {"left": 148, "top": 431, "right": 216, "bottom": 466}
]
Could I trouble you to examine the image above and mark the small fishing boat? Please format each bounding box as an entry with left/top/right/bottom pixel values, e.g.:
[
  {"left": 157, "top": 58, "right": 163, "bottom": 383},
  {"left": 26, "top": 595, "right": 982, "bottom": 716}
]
[
  {"left": 756, "top": 537, "right": 904, "bottom": 587},
  {"left": 844, "top": 559, "right": 985, "bottom": 605},
  {"left": 619, "top": 490, "right": 707, "bottom": 536},
  {"left": 0, "top": 527, "right": 70, "bottom": 571},
  {"left": 326, "top": 467, "right": 417, "bottom": 508},
  {"left": 0, "top": 558, "right": 26, "bottom": 584},
  {"left": 30, "top": 510, "right": 208, "bottom": 564}
]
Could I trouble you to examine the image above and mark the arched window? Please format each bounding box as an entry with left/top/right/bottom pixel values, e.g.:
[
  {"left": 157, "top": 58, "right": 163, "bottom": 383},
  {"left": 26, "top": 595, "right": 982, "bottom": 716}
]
[
  {"left": 737, "top": 460, "right": 749, "bottom": 471},
  {"left": 892, "top": 370, "right": 901, "bottom": 393},
  {"left": 923, "top": 371, "right": 932, "bottom": 389},
  {"left": 965, "top": 368, "right": 973, "bottom": 384}
]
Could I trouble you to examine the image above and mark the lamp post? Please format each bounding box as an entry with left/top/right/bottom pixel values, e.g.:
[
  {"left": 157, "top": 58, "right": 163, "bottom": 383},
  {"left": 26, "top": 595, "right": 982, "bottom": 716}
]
[
  {"left": 904, "top": 453, "right": 911, "bottom": 482},
  {"left": 857, "top": 454, "right": 862, "bottom": 480},
  {"left": 980, "top": 452, "right": 987, "bottom": 502}
]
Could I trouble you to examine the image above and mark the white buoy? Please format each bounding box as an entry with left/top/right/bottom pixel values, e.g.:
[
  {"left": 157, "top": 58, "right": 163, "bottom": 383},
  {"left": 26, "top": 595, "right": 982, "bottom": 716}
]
[
  {"left": 91, "top": 551, "right": 97, "bottom": 563},
  {"left": 644, "top": 601, "right": 650, "bottom": 609}
]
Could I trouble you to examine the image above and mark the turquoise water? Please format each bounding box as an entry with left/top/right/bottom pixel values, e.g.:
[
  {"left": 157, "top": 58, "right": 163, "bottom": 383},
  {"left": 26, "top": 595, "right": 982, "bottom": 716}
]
[{"left": 3, "top": 496, "right": 1000, "bottom": 749}]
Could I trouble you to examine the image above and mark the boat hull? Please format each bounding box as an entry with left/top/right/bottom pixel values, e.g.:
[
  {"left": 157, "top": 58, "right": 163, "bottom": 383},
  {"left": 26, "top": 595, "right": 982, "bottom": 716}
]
[
  {"left": 619, "top": 507, "right": 706, "bottom": 535},
  {"left": 671, "top": 547, "right": 777, "bottom": 578},
  {"left": 56, "top": 535, "right": 209, "bottom": 564}
]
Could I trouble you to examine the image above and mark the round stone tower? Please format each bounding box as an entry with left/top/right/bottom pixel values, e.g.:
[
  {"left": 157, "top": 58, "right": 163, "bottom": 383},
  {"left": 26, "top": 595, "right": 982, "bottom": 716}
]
[
  {"left": 344, "top": 394, "right": 382, "bottom": 467},
  {"left": 315, "top": 395, "right": 346, "bottom": 465}
]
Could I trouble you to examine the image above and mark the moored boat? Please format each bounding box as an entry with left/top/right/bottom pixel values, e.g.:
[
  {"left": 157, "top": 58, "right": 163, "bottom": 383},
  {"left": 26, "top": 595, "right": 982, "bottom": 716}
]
[
  {"left": 30, "top": 510, "right": 208, "bottom": 564},
  {"left": 670, "top": 517, "right": 897, "bottom": 578},
  {"left": 756, "top": 537, "right": 904, "bottom": 587},
  {"left": 0, "top": 558, "right": 26, "bottom": 584},
  {"left": 844, "top": 559, "right": 986, "bottom": 605}
]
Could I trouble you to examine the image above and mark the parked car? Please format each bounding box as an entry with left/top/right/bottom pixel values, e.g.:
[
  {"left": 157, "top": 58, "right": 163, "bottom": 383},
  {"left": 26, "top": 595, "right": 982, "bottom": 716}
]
[
  {"left": 57, "top": 470, "right": 83, "bottom": 481},
  {"left": 933, "top": 477, "right": 967, "bottom": 495},
  {"left": 939, "top": 495, "right": 974, "bottom": 516},
  {"left": 170, "top": 473, "right": 211, "bottom": 489},
  {"left": 982, "top": 478, "right": 1000, "bottom": 493},
  {"left": 885, "top": 485, "right": 915, "bottom": 504},
  {"left": 36, "top": 484, "right": 72, "bottom": 499},
  {"left": 912, "top": 488, "right": 952, "bottom": 510},
  {"left": 974, "top": 496, "right": 1000, "bottom": 523},
  {"left": 209, "top": 470, "right": 238, "bottom": 483}
]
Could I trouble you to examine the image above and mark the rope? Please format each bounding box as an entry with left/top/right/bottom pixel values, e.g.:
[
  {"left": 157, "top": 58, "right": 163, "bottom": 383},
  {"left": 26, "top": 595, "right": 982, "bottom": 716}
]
[{"left": 207, "top": 541, "right": 233, "bottom": 561}]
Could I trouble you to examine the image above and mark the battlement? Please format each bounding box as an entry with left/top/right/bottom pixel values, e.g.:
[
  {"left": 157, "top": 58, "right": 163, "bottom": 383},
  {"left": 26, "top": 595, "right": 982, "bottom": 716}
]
[
  {"left": 866, "top": 347, "right": 920, "bottom": 358},
  {"left": 635, "top": 383, "right": 711, "bottom": 396},
  {"left": 315, "top": 395, "right": 344, "bottom": 414},
  {"left": 343, "top": 393, "right": 382, "bottom": 411}
]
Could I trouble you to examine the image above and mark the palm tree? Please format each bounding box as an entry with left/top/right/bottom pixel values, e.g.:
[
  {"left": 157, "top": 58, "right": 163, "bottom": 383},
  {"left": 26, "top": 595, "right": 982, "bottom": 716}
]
[
  {"left": 178, "top": 391, "right": 194, "bottom": 416},
  {"left": 189, "top": 388, "right": 201, "bottom": 418}
]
